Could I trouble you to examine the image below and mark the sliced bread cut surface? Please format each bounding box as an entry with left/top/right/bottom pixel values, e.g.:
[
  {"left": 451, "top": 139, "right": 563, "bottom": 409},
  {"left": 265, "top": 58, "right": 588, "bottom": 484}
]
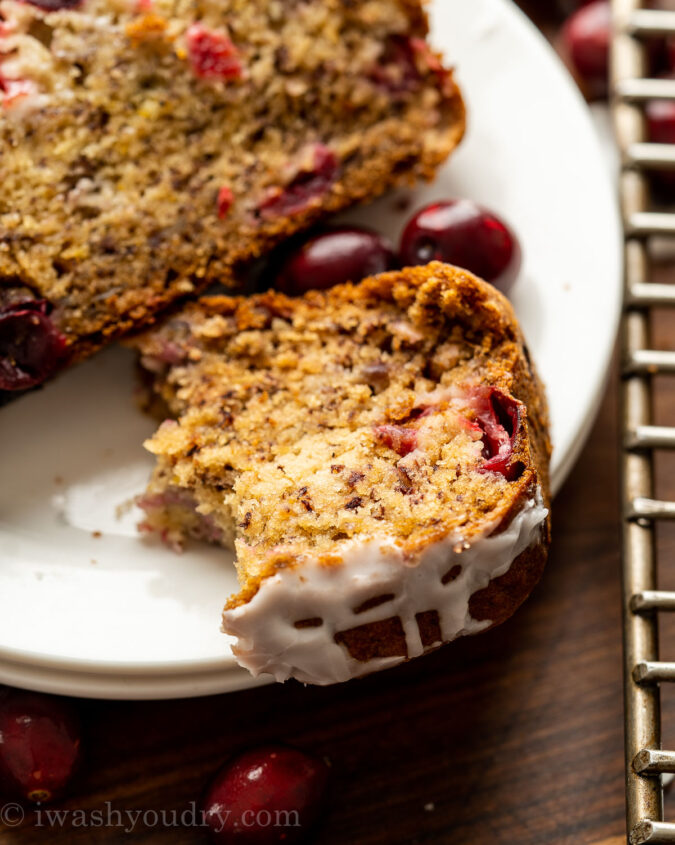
[
  {"left": 0, "top": 0, "right": 464, "bottom": 396},
  {"left": 134, "top": 262, "right": 551, "bottom": 685}
]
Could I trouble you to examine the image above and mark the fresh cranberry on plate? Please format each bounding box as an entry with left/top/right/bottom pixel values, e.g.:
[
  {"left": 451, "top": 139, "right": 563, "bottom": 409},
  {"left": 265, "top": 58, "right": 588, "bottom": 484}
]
[
  {"left": 276, "top": 226, "right": 396, "bottom": 295},
  {"left": 0, "top": 687, "right": 82, "bottom": 804},
  {"left": 202, "top": 745, "right": 329, "bottom": 844},
  {"left": 399, "top": 199, "right": 522, "bottom": 295}
]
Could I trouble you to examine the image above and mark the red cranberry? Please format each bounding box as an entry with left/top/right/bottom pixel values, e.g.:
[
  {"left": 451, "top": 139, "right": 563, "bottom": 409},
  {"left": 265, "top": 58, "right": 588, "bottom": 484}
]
[
  {"left": 399, "top": 200, "right": 522, "bottom": 294},
  {"left": 217, "top": 186, "right": 234, "bottom": 219},
  {"left": 202, "top": 745, "right": 329, "bottom": 845},
  {"left": 186, "top": 24, "right": 242, "bottom": 81},
  {"left": 0, "top": 300, "right": 67, "bottom": 391},
  {"left": 370, "top": 35, "right": 420, "bottom": 95},
  {"left": 0, "top": 77, "right": 37, "bottom": 108},
  {"left": 373, "top": 424, "right": 418, "bottom": 457},
  {"left": 259, "top": 145, "right": 338, "bottom": 220},
  {"left": 471, "top": 387, "right": 523, "bottom": 481},
  {"left": 646, "top": 94, "right": 675, "bottom": 194},
  {"left": 276, "top": 227, "right": 395, "bottom": 295},
  {"left": 0, "top": 687, "right": 82, "bottom": 804},
  {"left": 561, "top": 0, "right": 610, "bottom": 98}
]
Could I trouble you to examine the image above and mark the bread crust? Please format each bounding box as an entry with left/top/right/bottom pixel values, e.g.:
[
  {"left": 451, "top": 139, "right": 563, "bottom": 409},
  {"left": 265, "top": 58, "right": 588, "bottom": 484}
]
[{"left": 328, "top": 542, "right": 549, "bottom": 667}]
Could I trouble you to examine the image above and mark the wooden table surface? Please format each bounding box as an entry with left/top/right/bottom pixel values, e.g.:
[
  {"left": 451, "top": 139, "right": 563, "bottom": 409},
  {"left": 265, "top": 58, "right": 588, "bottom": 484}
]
[{"left": 4, "top": 4, "right": 674, "bottom": 844}]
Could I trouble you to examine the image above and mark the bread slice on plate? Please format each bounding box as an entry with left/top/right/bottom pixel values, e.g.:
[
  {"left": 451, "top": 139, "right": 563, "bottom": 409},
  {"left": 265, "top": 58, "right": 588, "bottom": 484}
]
[
  {"left": 0, "top": 0, "right": 464, "bottom": 397},
  {"left": 134, "top": 262, "right": 551, "bottom": 685}
]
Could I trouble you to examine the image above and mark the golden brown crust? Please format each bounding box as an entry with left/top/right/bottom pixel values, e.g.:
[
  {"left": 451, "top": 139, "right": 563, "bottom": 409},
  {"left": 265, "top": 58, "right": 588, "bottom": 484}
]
[
  {"left": 329, "top": 541, "right": 549, "bottom": 668},
  {"left": 468, "top": 541, "right": 549, "bottom": 628}
]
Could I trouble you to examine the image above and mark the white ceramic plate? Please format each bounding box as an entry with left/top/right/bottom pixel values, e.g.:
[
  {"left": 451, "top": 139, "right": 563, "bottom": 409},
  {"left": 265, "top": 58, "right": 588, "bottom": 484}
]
[{"left": 0, "top": 0, "right": 622, "bottom": 699}]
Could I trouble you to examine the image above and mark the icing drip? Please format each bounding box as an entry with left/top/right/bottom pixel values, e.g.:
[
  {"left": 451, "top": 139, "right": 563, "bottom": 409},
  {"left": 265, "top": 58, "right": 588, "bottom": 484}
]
[{"left": 222, "top": 488, "right": 548, "bottom": 685}]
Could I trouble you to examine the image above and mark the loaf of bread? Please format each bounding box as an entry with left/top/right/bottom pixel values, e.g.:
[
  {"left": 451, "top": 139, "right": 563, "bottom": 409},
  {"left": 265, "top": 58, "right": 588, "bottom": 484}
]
[
  {"left": 0, "top": 0, "right": 464, "bottom": 396},
  {"left": 134, "top": 262, "right": 551, "bottom": 685}
]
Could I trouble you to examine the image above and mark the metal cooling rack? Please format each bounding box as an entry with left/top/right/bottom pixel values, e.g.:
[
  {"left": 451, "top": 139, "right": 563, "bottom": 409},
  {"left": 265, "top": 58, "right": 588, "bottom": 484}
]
[{"left": 613, "top": 1, "right": 675, "bottom": 842}]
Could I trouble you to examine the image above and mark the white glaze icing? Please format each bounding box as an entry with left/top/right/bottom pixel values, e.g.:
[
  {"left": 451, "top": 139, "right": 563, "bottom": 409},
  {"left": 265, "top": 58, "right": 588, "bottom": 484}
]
[{"left": 222, "top": 488, "right": 548, "bottom": 685}]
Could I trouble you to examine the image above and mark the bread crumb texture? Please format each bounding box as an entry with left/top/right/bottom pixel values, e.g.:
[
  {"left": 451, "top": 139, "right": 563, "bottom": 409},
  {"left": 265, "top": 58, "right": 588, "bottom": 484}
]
[
  {"left": 0, "top": 0, "right": 464, "bottom": 364},
  {"left": 134, "top": 262, "right": 551, "bottom": 609}
]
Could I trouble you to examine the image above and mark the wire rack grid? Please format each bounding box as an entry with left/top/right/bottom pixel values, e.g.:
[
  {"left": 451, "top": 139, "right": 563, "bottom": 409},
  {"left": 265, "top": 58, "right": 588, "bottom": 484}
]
[{"left": 613, "top": 1, "right": 675, "bottom": 842}]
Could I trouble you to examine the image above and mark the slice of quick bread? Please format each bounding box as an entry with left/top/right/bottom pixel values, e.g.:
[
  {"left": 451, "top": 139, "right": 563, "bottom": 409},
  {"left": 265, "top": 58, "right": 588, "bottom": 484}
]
[
  {"left": 133, "top": 263, "right": 551, "bottom": 685},
  {"left": 0, "top": 0, "right": 464, "bottom": 397}
]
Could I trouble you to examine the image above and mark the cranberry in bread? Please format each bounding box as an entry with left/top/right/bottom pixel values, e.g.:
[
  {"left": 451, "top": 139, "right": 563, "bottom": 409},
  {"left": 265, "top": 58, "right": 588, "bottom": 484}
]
[
  {"left": 134, "top": 262, "right": 551, "bottom": 685},
  {"left": 0, "top": 0, "right": 464, "bottom": 397}
]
